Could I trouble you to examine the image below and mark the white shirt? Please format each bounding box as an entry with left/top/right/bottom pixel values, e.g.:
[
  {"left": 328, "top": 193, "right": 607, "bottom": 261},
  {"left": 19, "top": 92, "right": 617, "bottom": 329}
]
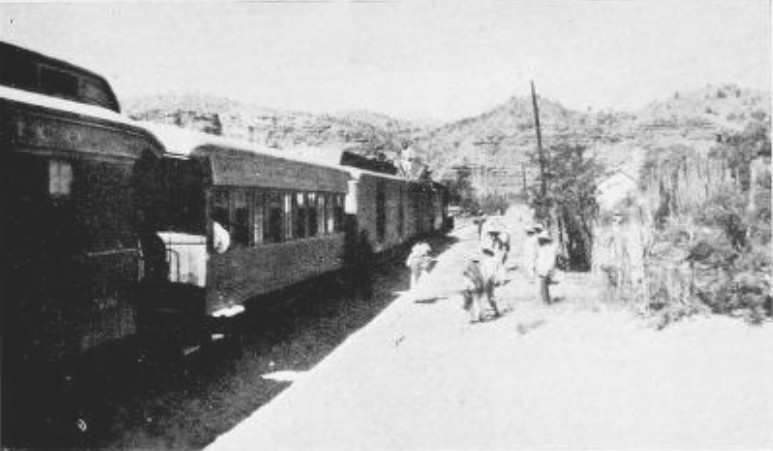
[
  {"left": 535, "top": 242, "right": 557, "bottom": 277},
  {"left": 213, "top": 221, "right": 231, "bottom": 254}
]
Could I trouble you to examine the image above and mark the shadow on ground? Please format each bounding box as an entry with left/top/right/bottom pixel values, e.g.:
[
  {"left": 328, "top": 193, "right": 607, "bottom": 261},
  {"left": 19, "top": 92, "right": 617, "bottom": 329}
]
[{"left": 5, "top": 235, "right": 461, "bottom": 450}]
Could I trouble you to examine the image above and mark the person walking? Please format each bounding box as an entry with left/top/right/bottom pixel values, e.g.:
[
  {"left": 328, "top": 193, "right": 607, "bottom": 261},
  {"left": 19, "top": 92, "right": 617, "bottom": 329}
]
[
  {"left": 535, "top": 229, "right": 557, "bottom": 305},
  {"left": 480, "top": 217, "right": 510, "bottom": 285},
  {"left": 406, "top": 241, "right": 432, "bottom": 290}
]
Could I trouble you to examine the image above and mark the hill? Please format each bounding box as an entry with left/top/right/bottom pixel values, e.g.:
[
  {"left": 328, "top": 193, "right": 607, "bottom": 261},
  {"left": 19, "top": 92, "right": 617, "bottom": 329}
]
[
  {"left": 414, "top": 83, "right": 769, "bottom": 199},
  {"left": 124, "top": 94, "right": 432, "bottom": 162},
  {"left": 125, "top": 84, "right": 769, "bottom": 200}
]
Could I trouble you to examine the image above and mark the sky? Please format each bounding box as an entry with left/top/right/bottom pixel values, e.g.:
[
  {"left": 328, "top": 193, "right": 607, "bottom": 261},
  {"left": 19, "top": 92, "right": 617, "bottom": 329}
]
[{"left": 1, "top": 0, "right": 770, "bottom": 121}]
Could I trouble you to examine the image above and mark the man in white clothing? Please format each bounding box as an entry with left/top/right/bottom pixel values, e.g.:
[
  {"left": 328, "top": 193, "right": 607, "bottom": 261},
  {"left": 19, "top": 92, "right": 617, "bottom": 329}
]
[{"left": 406, "top": 241, "right": 432, "bottom": 290}]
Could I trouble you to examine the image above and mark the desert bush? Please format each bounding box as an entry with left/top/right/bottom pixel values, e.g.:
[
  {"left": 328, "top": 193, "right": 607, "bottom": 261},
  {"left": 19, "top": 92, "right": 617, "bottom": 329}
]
[
  {"left": 528, "top": 142, "right": 603, "bottom": 270},
  {"left": 595, "top": 123, "right": 771, "bottom": 327},
  {"left": 751, "top": 110, "right": 767, "bottom": 121}
]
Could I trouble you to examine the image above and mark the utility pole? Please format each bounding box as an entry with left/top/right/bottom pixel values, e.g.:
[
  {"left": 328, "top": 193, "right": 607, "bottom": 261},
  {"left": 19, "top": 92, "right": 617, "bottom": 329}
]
[
  {"left": 531, "top": 80, "right": 548, "bottom": 224},
  {"left": 521, "top": 162, "right": 528, "bottom": 202}
]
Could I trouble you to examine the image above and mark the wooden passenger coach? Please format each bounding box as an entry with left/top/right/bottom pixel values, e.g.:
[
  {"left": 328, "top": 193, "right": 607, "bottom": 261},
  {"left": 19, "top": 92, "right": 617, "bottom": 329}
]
[
  {"left": 285, "top": 146, "right": 451, "bottom": 256},
  {"left": 139, "top": 124, "right": 351, "bottom": 337},
  {"left": 1, "top": 86, "right": 164, "bottom": 363},
  {"left": 344, "top": 168, "right": 438, "bottom": 253}
]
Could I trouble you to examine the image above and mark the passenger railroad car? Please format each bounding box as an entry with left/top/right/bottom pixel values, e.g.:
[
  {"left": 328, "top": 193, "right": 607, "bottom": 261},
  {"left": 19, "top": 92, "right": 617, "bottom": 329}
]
[
  {"left": 137, "top": 124, "right": 352, "bottom": 348},
  {"left": 1, "top": 42, "right": 164, "bottom": 439}
]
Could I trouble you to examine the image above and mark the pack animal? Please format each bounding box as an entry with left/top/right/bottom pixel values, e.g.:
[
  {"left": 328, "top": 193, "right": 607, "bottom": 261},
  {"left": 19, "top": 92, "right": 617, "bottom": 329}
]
[{"left": 461, "top": 256, "right": 501, "bottom": 322}]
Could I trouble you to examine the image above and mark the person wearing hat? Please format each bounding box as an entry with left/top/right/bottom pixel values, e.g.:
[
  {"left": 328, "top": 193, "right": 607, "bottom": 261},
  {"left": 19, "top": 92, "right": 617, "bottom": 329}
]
[
  {"left": 535, "top": 229, "right": 557, "bottom": 305},
  {"left": 461, "top": 252, "right": 500, "bottom": 322},
  {"left": 406, "top": 241, "right": 433, "bottom": 290},
  {"left": 480, "top": 218, "right": 510, "bottom": 285}
]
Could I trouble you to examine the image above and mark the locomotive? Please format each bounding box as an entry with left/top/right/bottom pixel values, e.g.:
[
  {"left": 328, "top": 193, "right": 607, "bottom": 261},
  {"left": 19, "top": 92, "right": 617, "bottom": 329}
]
[{"left": 1, "top": 41, "right": 449, "bottom": 439}]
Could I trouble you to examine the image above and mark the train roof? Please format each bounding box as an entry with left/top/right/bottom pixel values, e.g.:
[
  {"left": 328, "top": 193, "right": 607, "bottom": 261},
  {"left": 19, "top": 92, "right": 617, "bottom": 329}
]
[
  {"left": 140, "top": 122, "right": 351, "bottom": 192},
  {"left": 140, "top": 122, "right": 324, "bottom": 163},
  {"left": 283, "top": 145, "right": 425, "bottom": 184},
  {"left": 1, "top": 84, "right": 131, "bottom": 125},
  {"left": 140, "top": 123, "right": 441, "bottom": 191},
  {"left": 0, "top": 42, "right": 120, "bottom": 112},
  {"left": 1, "top": 85, "right": 165, "bottom": 161}
]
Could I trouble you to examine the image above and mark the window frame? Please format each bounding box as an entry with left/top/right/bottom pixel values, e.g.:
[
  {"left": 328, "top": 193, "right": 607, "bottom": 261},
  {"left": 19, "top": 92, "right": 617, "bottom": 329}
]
[{"left": 48, "top": 159, "right": 73, "bottom": 197}]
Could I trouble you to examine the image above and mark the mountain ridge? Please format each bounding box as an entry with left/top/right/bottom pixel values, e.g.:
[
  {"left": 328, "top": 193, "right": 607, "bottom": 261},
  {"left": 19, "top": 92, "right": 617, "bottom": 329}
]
[{"left": 125, "top": 83, "right": 770, "bottom": 196}]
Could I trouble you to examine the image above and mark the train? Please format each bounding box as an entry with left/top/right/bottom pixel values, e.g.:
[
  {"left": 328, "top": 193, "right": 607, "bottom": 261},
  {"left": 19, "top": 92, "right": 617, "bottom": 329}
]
[
  {"left": 1, "top": 41, "right": 449, "bottom": 437},
  {"left": 132, "top": 123, "right": 448, "bottom": 352}
]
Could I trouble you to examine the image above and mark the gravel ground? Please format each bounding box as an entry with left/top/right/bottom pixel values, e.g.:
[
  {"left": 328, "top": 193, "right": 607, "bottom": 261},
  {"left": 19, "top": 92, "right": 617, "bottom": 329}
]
[{"left": 204, "top": 219, "right": 773, "bottom": 450}]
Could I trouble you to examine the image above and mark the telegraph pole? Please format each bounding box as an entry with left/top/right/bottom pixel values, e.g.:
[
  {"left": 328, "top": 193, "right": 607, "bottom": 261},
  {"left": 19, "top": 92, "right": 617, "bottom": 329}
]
[
  {"left": 521, "top": 162, "right": 528, "bottom": 202},
  {"left": 531, "top": 80, "right": 548, "bottom": 224}
]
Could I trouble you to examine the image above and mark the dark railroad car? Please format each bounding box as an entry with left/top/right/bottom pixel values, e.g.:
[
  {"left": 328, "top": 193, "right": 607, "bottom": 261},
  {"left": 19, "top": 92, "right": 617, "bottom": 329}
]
[
  {"left": 1, "top": 64, "right": 164, "bottom": 437},
  {"left": 138, "top": 124, "right": 351, "bottom": 348},
  {"left": 0, "top": 41, "right": 120, "bottom": 112}
]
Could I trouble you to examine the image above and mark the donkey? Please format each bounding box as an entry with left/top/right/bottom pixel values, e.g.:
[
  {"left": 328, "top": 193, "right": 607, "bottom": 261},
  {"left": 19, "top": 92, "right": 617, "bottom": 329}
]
[{"left": 461, "top": 254, "right": 501, "bottom": 323}]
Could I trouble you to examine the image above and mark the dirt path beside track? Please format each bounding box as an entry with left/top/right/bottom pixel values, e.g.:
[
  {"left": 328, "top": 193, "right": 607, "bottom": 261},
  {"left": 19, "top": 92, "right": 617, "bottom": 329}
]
[{"left": 206, "top": 220, "right": 773, "bottom": 450}]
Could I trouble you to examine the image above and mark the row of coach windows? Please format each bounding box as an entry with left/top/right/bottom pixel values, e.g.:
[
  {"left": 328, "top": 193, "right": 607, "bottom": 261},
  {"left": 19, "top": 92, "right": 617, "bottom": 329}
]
[{"left": 211, "top": 188, "right": 345, "bottom": 248}]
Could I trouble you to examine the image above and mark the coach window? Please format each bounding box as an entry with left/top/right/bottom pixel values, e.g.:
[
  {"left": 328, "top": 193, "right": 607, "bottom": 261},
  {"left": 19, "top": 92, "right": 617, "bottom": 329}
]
[
  {"left": 294, "top": 192, "right": 307, "bottom": 239},
  {"left": 211, "top": 189, "right": 229, "bottom": 224},
  {"left": 334, "top": 194, "right": 345, "bottom": 232},
  {"left": 328, "top": 194, "right": 335, "bottom": 233},
  {"left": 253, "top": 191, "right": 266, "bottom": 245},
  {"left": 283, "top": 193, "right": 294, "bottom": 241},
  {"left": 211, "top": 189, "right": 231, "bottom": 252},
  {"left": 48, "top": 159, "right": 73, "bottom": 197},
  {"left": 233, "top": 189, "right": 250, "bottom": 247},
  {"left": 308, "top": 193, "right": 318, "bottom": 238},
  {"left": 317, "top": 194, "right": 327, "bottom": 235},
  {"left": 266, "top": 192, "right": 283, "bottom": 243}
]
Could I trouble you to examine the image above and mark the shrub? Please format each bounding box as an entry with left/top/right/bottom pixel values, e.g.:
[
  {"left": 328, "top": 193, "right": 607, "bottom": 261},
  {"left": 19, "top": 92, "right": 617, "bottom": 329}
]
[
  {"left": 528, "top": 142, "right": 603, "bottom": 271},
  {"left": 596, "top": 123, "right": 772, "bottom": 327},
  {"left": 751, "top": 110, "right": 767, "bottom": 121}
]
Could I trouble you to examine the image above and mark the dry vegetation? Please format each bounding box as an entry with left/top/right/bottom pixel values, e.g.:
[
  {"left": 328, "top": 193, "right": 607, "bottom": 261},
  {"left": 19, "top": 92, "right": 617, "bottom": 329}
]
[{"left": 593, "top": 122, "right": 772, "bottom": 328}]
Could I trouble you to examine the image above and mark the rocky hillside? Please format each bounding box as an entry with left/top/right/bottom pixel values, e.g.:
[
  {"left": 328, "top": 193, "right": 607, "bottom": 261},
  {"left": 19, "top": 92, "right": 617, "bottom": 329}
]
[
  {"left": 124, "top": 94, "right": 431, "bottom": 162},
  {"left": 125, "top": 84, "right": 769, "bottom": 199},
  {"left": 416, "top": 83, "right": 769, "bottom": 197}
]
